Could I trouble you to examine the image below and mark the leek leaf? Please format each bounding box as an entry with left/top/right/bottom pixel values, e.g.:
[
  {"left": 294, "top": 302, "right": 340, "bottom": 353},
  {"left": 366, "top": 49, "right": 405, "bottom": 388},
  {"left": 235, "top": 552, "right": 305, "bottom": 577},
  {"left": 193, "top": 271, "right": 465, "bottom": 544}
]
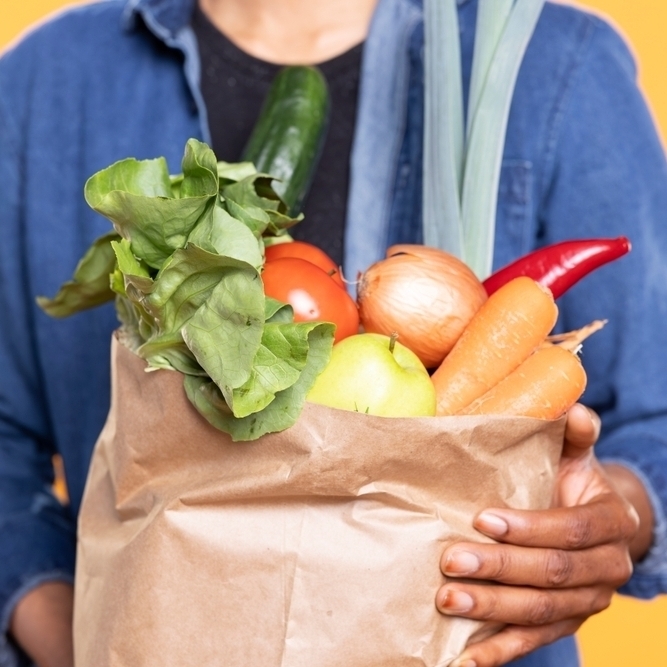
[
  {"left": 466, "top": 0, "right": 513, "bottom": 139},
  {"left": 462, "top": 0, "right": 545, "bottom": 279},
  {"left": 422, "top": 0, "right": 464, "bottom": 257}
]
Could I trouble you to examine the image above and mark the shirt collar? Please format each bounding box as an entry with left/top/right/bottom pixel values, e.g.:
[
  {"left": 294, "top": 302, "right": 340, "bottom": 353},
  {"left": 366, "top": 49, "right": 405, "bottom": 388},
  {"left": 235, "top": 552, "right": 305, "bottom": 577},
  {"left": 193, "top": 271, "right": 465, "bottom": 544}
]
[{"left": 122, "top": 0, "right": 195, "bottom": 36}]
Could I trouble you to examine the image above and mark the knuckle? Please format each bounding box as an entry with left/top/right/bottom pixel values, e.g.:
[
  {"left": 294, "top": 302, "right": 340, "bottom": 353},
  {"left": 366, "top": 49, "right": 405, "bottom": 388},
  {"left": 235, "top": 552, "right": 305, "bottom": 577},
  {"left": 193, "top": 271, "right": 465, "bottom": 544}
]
[
  {"left": 511, "top": 621, "right": 579, "bottom": 660},
  {"left": 544, "top": 550, "right": 573, "bottom": 587},
  {"left": 526, "top": 592, "right": 557, "bottom": 626},
  {"left": 510, "top": 633, "right": 540, "bottom": 661},
  {"left": 621, "top": 507, "right": 640, "bottom": 540},
  {"left": 476, "top": 590, "right": 500, "bottom": 621},
  {"left": 487, "top": 549, "right": 512, "bottom": 581},
  {"left": 564, "top": 518, "right": 594, "bottom": 550},
  {"left": 471, "top": 630, "right": 540, "bottom": 667},
  {"left": 610, "top": 553, "right": 634, "bottom": 588},
  {"left": 591, "top": 590, "right": 613, "bottom": 614}
]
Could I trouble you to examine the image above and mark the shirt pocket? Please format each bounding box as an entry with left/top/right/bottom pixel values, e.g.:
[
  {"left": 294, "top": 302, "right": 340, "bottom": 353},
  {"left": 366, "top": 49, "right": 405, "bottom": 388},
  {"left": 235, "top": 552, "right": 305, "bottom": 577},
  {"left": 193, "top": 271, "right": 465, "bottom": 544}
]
[{"left": 492, "top": 159, "right": 535, "bottom": 271}]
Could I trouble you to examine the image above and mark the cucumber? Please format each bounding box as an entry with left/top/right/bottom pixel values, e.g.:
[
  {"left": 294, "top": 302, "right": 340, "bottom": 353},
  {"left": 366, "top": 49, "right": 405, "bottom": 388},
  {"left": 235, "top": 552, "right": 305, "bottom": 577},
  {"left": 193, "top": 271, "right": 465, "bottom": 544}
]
[{"left": 242, "top": 66, "right": 330, "bottom": 217}]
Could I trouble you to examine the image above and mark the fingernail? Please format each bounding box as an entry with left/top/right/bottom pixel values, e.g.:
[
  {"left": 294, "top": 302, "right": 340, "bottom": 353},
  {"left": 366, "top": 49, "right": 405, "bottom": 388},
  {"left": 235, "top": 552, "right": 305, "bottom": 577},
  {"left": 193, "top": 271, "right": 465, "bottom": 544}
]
[
  {"left": 451, "top": 660, "right": 477, "bottom": 667},
  {"left": 439, "top": 589, "right": 474, "bottom": 614},
  {"left": 444, "top": 550, "right": 480, "bottom": 576},
  {"left": 570, "top": 403, "right": 589, "bottom": 420},
  {"left": 476, "top": 512, "right": 509, "bottom": 537}
]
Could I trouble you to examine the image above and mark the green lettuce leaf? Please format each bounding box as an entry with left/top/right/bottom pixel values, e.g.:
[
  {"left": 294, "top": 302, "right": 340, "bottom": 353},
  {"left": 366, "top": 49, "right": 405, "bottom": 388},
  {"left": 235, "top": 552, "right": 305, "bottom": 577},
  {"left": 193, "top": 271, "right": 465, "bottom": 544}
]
[
  {"left": 115, "top": 297, "right": 150, "bottom": 354},
  {"left": 84, "top": 139, "right": 219, "bottom": 268},
  {"left": 144, "top": 245, "right": 254, "bottom": 334},
  {"left": 217, "top": 161, "right": 257, "bottom": 184},
  {"left": 36, "top": 232, "right": 120, "bottom": 317},
  {"left": 187, "top": 206, "right": 264, "bottom": 269},
  {"left": 110, "top": 239, "right": 156, "bottom": 343},
  {"left": 265, "top": 297, "right": 293, "bottom": 323},
  {"left": 181, "top": 264, "right": 266, "bottom": 392},
  {"left": 138, "top": 340, "right": 205, "bottom": 376},
  {"left": 220, "top": 173, "right": 302, "bottom": 238},
  {"left": 222, "top": 174, "right": 282, "bottom": 212},
  {"left": 111, "top": 239, "right": 153, "bottom": 288},
  {"left": 265, "top": 209, "right": 302, "bottom": 236},
  {"left": 229, "top": 321, "right": 330, "bottom": 417},
  {"left": 122, "top": 245, "right": 258, "bottom": 375},
  {"left": 223, "top": 200, "right": 272, "bottom": 238},
  {"left": 184, "top": 321, "right": 334, "bottom": 441},
  {"left": 180, "top": 139, "right": 219, "bottom": 197}
]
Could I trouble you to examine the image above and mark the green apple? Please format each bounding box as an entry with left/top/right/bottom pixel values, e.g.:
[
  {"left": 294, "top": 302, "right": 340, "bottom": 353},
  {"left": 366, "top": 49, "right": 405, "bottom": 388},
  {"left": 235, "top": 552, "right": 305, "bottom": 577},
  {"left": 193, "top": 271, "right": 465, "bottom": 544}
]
[{"left": 306, "top": 333, "right": 436, "bottom": 417}]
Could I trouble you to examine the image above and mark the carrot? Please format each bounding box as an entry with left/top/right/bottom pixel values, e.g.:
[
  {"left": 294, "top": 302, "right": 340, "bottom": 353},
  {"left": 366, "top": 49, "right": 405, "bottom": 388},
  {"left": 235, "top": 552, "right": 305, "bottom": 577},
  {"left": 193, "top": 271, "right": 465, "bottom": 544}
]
[
  {"left": 431, "top": 276, "right": 558, "bottom": 415},
  {"left": 461, "top": 344, "right": 587, "bottom": 419}
]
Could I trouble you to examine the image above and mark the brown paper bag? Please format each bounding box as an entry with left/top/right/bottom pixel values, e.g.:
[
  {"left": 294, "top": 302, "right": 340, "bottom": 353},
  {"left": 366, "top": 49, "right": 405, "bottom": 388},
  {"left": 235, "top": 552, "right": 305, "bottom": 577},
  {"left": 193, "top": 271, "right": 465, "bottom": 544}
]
[{"left": 74, "top": 337, "right": 564, "bottom": 667}]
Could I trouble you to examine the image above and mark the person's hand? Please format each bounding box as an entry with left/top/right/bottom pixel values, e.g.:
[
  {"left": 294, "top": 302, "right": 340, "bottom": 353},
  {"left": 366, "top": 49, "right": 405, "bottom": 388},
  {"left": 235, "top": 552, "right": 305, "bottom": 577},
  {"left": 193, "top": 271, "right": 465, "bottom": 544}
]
[
  {"left": 9, "top": 581, "right": 74, "bottom": 667},
  {"left": 436, "top": 403, "right": 654, "bottom": 667}
]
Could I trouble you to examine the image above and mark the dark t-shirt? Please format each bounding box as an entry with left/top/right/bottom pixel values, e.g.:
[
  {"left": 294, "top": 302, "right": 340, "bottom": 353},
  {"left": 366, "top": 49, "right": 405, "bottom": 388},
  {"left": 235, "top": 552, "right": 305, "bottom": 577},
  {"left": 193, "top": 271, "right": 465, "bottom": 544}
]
[{"left": 191, "top": 5, "right": 363, "bottom": 267}]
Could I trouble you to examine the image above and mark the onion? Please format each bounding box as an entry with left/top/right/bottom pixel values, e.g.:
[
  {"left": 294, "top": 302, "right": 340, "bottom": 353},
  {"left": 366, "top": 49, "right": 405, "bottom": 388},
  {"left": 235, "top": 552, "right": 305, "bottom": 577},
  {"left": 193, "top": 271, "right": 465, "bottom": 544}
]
[{"left": 357, "top": 245, "right": 488, "bottom": 368}]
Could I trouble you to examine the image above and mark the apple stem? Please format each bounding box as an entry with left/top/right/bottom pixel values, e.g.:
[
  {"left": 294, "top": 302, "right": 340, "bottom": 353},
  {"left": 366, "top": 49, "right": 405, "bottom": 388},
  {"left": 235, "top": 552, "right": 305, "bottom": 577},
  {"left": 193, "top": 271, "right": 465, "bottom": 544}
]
[{"left": 389, "top": 332, "right": 399, "bottom": 354}]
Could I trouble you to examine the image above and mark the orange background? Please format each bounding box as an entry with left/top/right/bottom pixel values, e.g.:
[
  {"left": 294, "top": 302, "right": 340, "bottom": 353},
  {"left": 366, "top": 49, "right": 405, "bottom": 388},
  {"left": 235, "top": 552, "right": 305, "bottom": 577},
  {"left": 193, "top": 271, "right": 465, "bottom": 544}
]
[{"left": 2, "top": 2, "right": 667, "bottom": 665}]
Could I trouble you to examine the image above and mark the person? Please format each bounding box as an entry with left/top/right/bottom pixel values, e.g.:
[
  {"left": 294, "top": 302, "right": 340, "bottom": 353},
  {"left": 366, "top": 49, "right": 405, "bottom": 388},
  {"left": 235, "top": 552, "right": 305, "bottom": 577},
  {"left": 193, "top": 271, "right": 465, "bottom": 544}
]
[{"left": 1, "top": 0, "right": 666, "bottom": 666}]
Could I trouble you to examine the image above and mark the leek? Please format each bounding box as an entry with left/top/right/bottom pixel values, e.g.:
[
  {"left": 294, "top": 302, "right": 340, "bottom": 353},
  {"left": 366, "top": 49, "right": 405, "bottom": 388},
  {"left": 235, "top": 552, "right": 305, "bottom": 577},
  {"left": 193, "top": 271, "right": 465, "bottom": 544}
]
[{"left": 423, "top": 0, "right": 546, "bottom": 279}]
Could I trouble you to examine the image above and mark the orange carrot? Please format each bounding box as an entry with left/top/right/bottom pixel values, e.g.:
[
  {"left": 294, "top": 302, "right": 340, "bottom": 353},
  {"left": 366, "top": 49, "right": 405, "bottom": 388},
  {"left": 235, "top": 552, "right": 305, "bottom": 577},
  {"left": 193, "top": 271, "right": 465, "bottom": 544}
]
[
  {"left": 431, "top": 276, "right": 558, "bottom": 415},
  {"left": 461, "top": 344, "right": 587, "bottom": 419}
]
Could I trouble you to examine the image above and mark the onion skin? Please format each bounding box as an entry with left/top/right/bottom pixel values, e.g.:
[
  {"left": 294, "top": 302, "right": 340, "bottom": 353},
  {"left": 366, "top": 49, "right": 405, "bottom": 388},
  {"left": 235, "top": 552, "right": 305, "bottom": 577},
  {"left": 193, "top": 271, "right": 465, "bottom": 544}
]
[{"left": 357, "top": 245, "right": 488, "bottom": 368}]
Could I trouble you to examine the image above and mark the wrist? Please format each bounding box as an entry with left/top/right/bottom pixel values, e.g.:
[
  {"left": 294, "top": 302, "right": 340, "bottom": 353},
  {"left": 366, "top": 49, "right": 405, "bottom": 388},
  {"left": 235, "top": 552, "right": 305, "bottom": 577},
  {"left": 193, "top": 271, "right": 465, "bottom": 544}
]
[
  {"left": 603, "top": 463, "right": 655, "bottom": 563},
  {"left": 9, "top": 581, "right": 74, "bottom": 667}
]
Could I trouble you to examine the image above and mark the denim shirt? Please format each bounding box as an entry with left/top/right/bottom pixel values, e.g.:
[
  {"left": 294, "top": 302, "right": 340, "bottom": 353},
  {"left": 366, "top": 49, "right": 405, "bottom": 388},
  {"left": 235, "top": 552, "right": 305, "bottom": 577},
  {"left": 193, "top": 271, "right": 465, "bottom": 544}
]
[{"left": 1, "top": 0, "right": 667, "bottom": 665}]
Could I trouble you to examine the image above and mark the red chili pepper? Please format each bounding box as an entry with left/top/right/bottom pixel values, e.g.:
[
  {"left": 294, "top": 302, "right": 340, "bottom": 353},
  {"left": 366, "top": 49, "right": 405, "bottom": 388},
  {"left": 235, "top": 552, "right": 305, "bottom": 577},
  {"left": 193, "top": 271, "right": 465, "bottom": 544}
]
[{"left": 483, "top": 237, "right": 631, "bottom": 299}]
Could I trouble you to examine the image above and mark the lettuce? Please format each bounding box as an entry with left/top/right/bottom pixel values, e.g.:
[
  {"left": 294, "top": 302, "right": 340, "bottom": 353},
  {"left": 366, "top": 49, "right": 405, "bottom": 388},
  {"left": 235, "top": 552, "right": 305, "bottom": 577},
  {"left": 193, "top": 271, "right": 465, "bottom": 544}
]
[{"left": 38, "top": 139, "right": 334, "bottom": 441}]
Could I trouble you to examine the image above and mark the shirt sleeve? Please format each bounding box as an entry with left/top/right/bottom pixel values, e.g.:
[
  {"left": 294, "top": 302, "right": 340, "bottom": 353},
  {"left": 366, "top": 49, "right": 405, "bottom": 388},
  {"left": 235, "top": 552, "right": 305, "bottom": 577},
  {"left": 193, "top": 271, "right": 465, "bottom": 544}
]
[
  {"left": 539, "top": 15, "right": 667, "bottom": 598},
  {"left": 0, "top": 67, "right": 77, "bottom": 656}
]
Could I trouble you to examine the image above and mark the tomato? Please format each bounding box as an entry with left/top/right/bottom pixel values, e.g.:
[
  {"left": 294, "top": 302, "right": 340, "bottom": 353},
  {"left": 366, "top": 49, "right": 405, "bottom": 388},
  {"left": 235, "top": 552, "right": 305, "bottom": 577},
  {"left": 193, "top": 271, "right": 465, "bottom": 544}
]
[
  {"left": 262, "top": 257, "right": 359, "bottom": 343},
  {"left": 264, "top": 241, "right": 346, "bottom": 288}
]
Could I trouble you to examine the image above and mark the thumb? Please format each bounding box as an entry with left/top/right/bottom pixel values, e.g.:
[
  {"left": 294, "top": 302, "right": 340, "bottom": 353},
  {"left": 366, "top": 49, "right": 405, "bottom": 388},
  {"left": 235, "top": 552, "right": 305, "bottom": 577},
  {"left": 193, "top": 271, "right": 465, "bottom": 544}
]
[{"left": 562, "top": 403, "right": 601, "bottom": 460}]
